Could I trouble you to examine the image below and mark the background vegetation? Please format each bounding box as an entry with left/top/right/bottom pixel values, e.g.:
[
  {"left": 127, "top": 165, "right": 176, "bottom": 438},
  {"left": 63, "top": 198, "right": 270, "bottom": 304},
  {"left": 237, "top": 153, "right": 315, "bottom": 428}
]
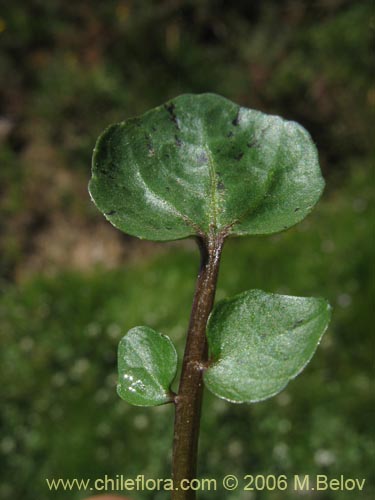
[{"left": 0, "top": 1, "right": 373, "bottom": 499}]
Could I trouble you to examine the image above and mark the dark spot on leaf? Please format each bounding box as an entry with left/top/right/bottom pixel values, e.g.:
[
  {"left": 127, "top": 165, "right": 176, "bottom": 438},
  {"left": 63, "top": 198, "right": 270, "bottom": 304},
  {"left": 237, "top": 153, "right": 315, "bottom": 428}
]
[
  {"left": 227, "top": 131, "right": 234, "bottom": 138},
  {"left": 234, "top": 151, "right": 244, "bottom": 161},
  {"left": 166, "top": 186, "right": 170, "bottom": 192},
  {"left": 99, "top": 168, "right": 115, "bottom": 180},
  {"left": 293, "top": 319, "right": 304, "bottom": 328},
  {"left": 232, "top": 108, "right": 240, "bottom": 126},
  {"left": 165, "top": 102, "right": 180, "bottom": 130},
  {"left": 106, "top": 210, "right": 117, "bottom": 216},
  {"left": 197, "top": 151, "right": 208, "bottom": 164},
  {"left": 246, "top": 126, "right": 270, "bottom": 149},
  {"left": 258, "top": 124, "right": 271, "bottom": 140},
  {"left": 217, "top": 180, "right": 225, "bottom": 191},
  {"left": 146, "top": 134, "right": 155, "bottom": 156},
  {"left": 175, "top": 135, "right": 182, "bottom": 147},
  {"left": 151, "top": 126, "right": 157, "bottom": 132},
  {"left": 294, "top": 207, "right": 300, "bottom": 212},
  {"left": 247, "top": 138, "right": 259, "bottom": 148}
]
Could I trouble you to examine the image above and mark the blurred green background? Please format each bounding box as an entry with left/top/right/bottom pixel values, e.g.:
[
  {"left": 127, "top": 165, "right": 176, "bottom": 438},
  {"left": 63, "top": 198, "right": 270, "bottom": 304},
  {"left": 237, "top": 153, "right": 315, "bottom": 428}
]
[{"left": 0, "top": 1, "right": 373, "bottom": 499}]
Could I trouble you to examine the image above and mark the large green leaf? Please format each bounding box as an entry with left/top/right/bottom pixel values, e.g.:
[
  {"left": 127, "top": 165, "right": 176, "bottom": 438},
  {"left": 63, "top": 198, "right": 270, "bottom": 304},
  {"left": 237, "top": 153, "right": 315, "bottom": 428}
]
[
  {"left": 117, "top": 326, "right": 177, "bottom": 406},
  {"left": 89, "top": 93, "right": 324, "bottom": 241},
  {"left": 204, "top": 290, "right": 331, "bottom": 403}
]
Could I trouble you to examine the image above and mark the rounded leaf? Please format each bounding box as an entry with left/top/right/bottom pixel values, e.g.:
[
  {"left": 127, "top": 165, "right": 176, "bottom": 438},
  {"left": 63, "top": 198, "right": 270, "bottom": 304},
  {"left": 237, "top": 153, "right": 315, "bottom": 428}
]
[
  {"left": 204, "top": 290, "right": 331, "bottom": 403},
  {"left": 89, "top": 93, "right": 324, "bottom": 241},
  {"left": 117, "top": 326, "right": 177, "bottom": 406}
]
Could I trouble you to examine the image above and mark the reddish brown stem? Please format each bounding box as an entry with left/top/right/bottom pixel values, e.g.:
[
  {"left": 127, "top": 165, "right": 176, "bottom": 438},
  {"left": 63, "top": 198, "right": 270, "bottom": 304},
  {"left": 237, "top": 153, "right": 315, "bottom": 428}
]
[{"left": 172, "top": 233, "right": 225, "bottom": 500}]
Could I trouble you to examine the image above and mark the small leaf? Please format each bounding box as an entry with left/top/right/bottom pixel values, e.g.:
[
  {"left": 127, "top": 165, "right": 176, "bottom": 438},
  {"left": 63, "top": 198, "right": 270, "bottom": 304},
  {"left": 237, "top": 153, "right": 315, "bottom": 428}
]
[
  {"left": 117, "top": 326, "right": 177, "bottom": 406},
  {"left": 89, "top": 93, "right": 324, "bottom": 241},
  {"left": 204, "top": 290, "right": 331, "bottom": 403}
]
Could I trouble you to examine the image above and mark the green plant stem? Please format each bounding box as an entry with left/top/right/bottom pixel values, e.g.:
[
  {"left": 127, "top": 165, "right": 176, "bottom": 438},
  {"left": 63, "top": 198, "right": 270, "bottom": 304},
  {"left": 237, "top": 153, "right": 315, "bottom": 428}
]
[{"left": 172, "top": 232, "right": 225, "bottom": 500}]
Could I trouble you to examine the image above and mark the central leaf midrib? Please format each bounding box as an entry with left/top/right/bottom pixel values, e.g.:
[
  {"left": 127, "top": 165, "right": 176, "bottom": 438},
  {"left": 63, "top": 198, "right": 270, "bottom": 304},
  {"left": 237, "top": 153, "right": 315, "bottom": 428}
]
[
  {"left": 199, "top": 119, "right": 219, "bottom": 232},
  {"left": 206, "top": 147, "right": 219, "bottom": 230}
]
